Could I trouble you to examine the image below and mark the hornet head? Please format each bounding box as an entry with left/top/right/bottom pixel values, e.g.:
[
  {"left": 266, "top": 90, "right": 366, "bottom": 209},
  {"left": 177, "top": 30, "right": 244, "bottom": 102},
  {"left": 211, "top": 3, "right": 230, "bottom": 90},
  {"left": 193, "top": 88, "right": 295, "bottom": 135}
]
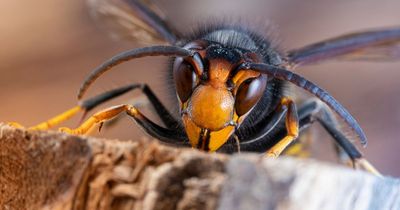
[{"left": 173, "top": 40, "right": 267, "bottom": 151}]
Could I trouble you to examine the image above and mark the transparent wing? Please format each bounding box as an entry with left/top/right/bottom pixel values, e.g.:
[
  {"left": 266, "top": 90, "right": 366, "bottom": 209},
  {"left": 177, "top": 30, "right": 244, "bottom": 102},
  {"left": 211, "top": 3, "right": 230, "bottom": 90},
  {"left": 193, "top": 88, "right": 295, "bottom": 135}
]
[
  {"left": 338, "top": 40, "right": 400, "bottom": 61},
  {"left": 288, "top": 27, "right": 400, "bottom": 67},
  {"left": 87, "top": 0, "right": 178, "bottom": 45}
]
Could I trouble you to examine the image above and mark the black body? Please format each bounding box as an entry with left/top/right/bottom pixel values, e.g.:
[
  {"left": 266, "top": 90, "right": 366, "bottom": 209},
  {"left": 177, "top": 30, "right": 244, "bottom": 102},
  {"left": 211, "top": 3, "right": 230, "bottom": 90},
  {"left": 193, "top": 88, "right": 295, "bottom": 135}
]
[
  {"left": 77, "top": 0, "right": 400, "bottom": 167},
  {"left": 166, "top": 25, "right": 288, "bottom": 153}
]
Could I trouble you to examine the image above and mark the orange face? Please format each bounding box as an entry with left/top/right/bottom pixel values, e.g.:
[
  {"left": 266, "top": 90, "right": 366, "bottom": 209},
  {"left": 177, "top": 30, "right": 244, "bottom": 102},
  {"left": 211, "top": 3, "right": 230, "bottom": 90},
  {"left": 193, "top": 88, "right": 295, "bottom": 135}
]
[{"left": 173, "top": 41, "right": 267, "bottom": 152}]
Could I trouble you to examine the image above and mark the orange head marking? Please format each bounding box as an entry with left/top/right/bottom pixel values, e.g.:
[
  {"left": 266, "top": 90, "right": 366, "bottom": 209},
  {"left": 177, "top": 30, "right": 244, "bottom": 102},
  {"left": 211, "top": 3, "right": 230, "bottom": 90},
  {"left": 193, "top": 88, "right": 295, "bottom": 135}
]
[
  {"left": 208, "top": 59, "right": 232, "bottom": 88},
  {"left": 174, "top": 41, "right": 267, "bottom": 152},
  {"left": 188, "top": 85, "right": 234, "bottom": 131}
]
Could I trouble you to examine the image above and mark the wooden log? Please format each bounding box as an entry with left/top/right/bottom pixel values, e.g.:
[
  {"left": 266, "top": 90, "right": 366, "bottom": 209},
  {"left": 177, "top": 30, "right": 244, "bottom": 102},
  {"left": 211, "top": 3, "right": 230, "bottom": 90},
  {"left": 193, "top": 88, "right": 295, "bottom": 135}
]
[
  {"left": 0, "top": 124, "right": 399, "bottom": 210},
  {"left": 0, "top": 124, "right": 226, "bottom": 210},
  {"left": 219, "top": 156, "right": 400, "bottom": 210}
]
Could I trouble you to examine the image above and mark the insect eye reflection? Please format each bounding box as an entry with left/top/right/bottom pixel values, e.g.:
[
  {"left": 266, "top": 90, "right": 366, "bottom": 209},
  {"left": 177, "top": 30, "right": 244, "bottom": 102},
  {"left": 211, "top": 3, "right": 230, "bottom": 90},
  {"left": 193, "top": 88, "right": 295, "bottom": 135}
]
[
  {"left": 173, "top": 58, "right": 199, "bottom": 103},
  {"left": 234, "top": 75, "right": 267, "bottom": 116}
]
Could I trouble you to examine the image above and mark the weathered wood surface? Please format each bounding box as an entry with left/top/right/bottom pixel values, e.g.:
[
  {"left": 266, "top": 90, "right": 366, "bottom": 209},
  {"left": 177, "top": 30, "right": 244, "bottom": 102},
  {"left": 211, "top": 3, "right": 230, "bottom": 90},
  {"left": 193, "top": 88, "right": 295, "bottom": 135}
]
[
  {"left": 0, "top": 124, "right": 399, "bottom": 210},
  {"left": 219, "top": 157, "right": 400, "bottom": 210}
]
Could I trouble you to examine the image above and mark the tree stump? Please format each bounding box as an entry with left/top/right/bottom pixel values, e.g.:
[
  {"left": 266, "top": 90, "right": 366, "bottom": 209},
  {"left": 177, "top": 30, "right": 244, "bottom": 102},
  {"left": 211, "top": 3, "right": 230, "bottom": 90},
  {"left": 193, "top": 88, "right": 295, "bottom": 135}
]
[{"left": 1, "top": 124, "right": 399, "bottom": 210}]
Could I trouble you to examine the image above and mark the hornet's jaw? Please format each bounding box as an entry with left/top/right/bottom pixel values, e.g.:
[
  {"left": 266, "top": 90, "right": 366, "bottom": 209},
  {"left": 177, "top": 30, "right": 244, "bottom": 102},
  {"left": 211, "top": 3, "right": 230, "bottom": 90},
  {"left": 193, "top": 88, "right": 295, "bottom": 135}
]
[{"left": 182, "top": 114, "right": 236, "bottom": 152}]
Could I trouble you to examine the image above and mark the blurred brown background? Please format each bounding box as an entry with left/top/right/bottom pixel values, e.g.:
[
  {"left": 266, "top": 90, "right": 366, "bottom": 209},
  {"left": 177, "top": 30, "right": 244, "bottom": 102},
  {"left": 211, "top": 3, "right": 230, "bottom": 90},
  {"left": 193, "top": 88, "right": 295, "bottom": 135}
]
[{"left": 1, "top": 0, "right": 399, "bottom": 176}]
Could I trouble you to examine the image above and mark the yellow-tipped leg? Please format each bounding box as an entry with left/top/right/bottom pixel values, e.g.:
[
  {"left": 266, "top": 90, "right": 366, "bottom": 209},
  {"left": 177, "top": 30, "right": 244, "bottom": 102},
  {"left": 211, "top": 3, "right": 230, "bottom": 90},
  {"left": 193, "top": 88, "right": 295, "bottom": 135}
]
[
  {"left": 30, "top": 106, "right": 83, "bottom": 130},
  {"left": 7, "top": 84, "right": 146, "bottom": 131},
  {"left": 266, "top": 97, "right": 299, "bottom": 158},
  {"left": 7, "top": 122, "right": 25, "bottom": 129},
  {"left": 355, "top": 158, "right": 383, "bottom": 177},
  {"left": 59, "top": 104, "right": 136, "bottom": 135},
  {"left": 7, "top": 106, "right": 83, "bottom": 130}
]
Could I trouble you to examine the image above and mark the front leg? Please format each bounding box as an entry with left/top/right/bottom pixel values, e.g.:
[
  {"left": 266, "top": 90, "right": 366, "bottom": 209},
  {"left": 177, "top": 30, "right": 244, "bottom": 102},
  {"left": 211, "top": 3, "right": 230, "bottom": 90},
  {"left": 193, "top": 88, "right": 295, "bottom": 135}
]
[
  {"left": 266, "top": 97, "right": 299, "bottom": 158},
  {"left": 60, "top": 104, "right": 190, "bottom": 147},
  {"left": 8, "top": 84, "right": 141, "bottom": 131}
]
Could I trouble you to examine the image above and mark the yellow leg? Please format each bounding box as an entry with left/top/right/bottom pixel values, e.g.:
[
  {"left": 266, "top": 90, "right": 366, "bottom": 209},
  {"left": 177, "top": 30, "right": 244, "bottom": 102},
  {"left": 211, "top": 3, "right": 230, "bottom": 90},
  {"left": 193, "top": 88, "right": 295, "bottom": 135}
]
[
  {"left": 30, "top": 106, "right": 83, "bottom": 130},
  {"left": 59, "top": 104, "right": 137, "bottom": 135},
  {"left": 283, "top": 142, "right": 311, "bottom": 158},
  {"left": 355, "top": 158, "right": 383, "bottom": 177},
  {"left": 7, "top": 84, "right": 144, "bottom": 131},
  {"left": 8, "top": 106, "right": 83, "bottom": 130},
  {"left": 266, "top": 97, "right": 299, "bottom": 158}
]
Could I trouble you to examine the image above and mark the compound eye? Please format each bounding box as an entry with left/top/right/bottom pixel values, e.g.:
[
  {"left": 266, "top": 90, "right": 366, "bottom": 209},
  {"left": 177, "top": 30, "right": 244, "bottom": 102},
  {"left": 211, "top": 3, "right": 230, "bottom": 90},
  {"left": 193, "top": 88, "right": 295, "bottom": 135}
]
[
  {"left": 173, "top": 58, "right": 197, "bottom": 103},
  {"left": 235, "top": 75, "right": 267, "bottom": 116}
]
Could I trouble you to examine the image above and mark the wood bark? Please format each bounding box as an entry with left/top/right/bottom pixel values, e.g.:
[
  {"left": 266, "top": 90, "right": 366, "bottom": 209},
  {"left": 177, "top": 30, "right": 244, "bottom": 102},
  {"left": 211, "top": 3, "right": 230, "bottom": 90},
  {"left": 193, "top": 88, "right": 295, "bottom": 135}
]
[{"left": 0, "top": 124, "right": 399, "bottom": 210}]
